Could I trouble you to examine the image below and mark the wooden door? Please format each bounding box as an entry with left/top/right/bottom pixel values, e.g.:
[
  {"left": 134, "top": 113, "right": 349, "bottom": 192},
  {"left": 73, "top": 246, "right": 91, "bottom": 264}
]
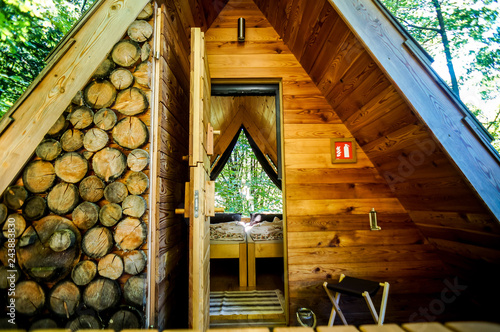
[{"left": 188, "top": 27, "right": 212, "bottom": 331}]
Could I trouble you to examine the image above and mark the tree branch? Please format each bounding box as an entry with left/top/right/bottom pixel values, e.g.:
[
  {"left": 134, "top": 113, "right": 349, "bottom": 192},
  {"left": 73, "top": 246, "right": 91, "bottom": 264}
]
[{"left": 395, "top": 16, "right": 441, "bottom": 32}]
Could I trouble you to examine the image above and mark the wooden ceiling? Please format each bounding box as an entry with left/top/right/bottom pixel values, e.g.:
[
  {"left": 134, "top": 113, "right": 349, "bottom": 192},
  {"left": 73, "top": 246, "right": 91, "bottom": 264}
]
[
  {"left": 211, "top": 95, "right": 278, "bottom": 167},
  {"left": 197, "top": 0, "right": 500, "bottom": 277}
]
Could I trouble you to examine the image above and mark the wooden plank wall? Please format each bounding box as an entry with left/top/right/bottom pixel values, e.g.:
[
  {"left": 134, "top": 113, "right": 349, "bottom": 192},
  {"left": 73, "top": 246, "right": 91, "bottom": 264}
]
[
  {"left": 204, "top": 0, "right": 454, "bottom": 325},
  {"left": 251, "top": 0, "right": 500, "bottom": 321},
  {"left": 155, "top": 0, "right": 196, "bottom": 328}
]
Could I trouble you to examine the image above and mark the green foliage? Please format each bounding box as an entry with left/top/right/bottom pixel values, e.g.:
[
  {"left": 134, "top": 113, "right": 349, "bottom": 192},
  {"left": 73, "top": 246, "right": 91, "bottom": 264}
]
[
  {"left": 380, "top": 0, "right": 500, "bottom": 150},
  {"left": 215, "top": 131, "right": 282, "bottom": 217},
  {"left": 0, "top": 0, "right": 95, "bottom": 118}
]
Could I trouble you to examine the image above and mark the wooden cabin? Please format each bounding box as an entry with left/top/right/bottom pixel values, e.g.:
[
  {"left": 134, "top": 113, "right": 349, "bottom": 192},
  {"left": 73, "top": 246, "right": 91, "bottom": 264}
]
[{"left": 1, "top": 0, "right": 500, "bottom": 330}]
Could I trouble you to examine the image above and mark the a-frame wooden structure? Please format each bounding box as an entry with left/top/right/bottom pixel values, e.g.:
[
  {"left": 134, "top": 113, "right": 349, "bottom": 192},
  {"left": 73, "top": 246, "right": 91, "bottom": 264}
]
[{"left": 1, "top": 0, "right": 499, "bottom": 329}]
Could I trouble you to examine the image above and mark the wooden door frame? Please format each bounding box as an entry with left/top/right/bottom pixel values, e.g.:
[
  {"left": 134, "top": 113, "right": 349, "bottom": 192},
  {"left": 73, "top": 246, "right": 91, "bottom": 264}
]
[{"left": 210, "top": 78, "right": 289, "bottom": 325}]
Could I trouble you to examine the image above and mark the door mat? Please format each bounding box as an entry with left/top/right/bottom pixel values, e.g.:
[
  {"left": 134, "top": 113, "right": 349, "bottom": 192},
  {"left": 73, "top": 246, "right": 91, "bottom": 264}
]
[{"left": 210, "top": 289, "right": 285, "bottom": 316}]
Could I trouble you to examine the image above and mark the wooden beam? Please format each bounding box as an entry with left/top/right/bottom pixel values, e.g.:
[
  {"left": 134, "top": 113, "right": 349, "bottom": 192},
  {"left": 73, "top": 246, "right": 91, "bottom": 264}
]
[
  {"left": 327, "top": 0, "right": 500, "bottom": 221},
  {"left": 0, "top": 0, "right": 149, "bottom": 195},
  {"left": 146, "top": 2, "right": 162, "bottom": 329}
]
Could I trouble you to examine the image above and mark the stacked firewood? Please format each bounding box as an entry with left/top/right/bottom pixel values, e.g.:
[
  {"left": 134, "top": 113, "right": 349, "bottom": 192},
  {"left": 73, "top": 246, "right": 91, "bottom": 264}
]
[{"left": 0, "top": 2, "right": 154, "bottom": 330}]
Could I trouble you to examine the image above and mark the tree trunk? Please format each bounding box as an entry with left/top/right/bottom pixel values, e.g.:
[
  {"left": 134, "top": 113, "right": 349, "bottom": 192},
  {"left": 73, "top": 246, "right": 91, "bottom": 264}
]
[
  {"left": 0, "top": 265, "right": 20, "bottom": 289},
  {"left": 111, "top": 40, "right": 142, "bottom": 68},
  {"left": 127, "top": 20, "right": 153, "bottom": 43},
  {"left": 104, "top": 181, "right": 129, "bottom": 203},
  {"left": 54, "top": 152, "right": 88, "bottom": 183},
  {"left": 3, "top": 185, "right": 28, "bottom": 210},
  {"left": 125, "top": 171, "right": 149, "bottom": 195},
  {"left": 49, "top": 228, "right": 77, "bottom": 252},
  {"left": 72, "top": 201, "right": 100, "bottom": 230},
  {"left": 47, "top": 114, "right": 68, "bottom": 136},
  {"left": 83, "top": 128, "right": 109, "bottom": 152},
  {"left": 49, "top": 280, "right": 81, "bottom": 317},
  {"left": 60, "top": 129, "right": 84, "bottom": 152},
  {"left": 123, "top": 250, "right": 147, "bottom": 275},
  {"left": 93, "top": 148, "right": 127, "bottom": 182},
  {"left": 18, "top": 225, "right": 37, "bottom": 247},
  {"left": 79, "top": 175, "right": 105, "bottom": 203},
  {"left": 66, "top": 315, "right": 101, "bottom": 330},
  {"left": 30, "top": 318, "right": 58, "bottom": 330},
  {"left": 99, "top": 203, "right": 123, "bottom": 227},
  {"left": 22, "top": 196, "right": 47, "bottom": 221},
  {"left": 108, "top": 309, "right": 142, "bottom": 331},
  {"left": 98, "top": 253, "right": 124, "bottom": 280},
  {"left": 93, "top": 58, "right": 115, "bottom": 79},
  {"left": 83, "top": 80, "right": 117, "bottom": 109},
  {"left": 138, "top": 2, "right": 153, "bottom": 20},
  {"left": 36, "top": 139, "right": 62, "bottom": 161},
  {"left": 142, "top": 42, "right": 151, "bottom": 61},
  {"left": 127, "top": 149, "right": 149, "bottom": 172},
  {"left": 67, "top": 106, "right": 94, "bottom": 129},
  {"left": 94, "top": 108, "right": 118, "bottom": 130},
  {"left": 122, "top": 195, "right": 147, "bottom": 218},
  {"left": 71, "top": 260, "right": 97, "bottom": 286},
  {"left": 13, "top": 280, "right": 45, "bottom": 316},
  {"left": 83, "top": 278, "right": 121, "bottom": 312},
  {"left": 72, "top": 90, "right": 85, "bottom": 106},
  {"left": 431, "top": 0, "right": 460, "bottom": 97},
  {"left": 2, "top": 213, "right": 26, "bottom": 238},
  {"left": 133, "top": 61, "right": 150, "bottom": 87},
  {"left": 17, "top": 215, "right": 81, "bottom": 282},
  {"left": 110, "top": 68, "right": 134, "bottom": 90},
  {"left": 114, "top": 217, "right": 147, "bottom": 250},
  {"left": 0, "top": 203, "right": 7, "bottom": 224},
  {"left": 82, "top": 226, "right": 113, "bottom": 258},
  {"left": 112, "top": 117, "right": 149, "bottom": 149},
  {"left": 113, "top": 87, "right": 149, "bottom": 116},
  {"left": 124, "top": 274, "right": 147, "bottom": 307},
  {"left": 22, "top": 160, "right": 56, "bottom": 193}
]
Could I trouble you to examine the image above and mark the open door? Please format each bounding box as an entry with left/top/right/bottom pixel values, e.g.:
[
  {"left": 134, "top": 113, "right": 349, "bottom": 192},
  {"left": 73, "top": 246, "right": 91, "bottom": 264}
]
[{"left": 188, "top": 27, "right": 212, "bottom": 331}]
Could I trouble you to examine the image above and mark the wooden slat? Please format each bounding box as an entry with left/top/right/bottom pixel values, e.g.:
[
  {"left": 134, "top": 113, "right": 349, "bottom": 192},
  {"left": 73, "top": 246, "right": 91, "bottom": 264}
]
[
  {"left": 317, "top": 326, "right": 361, "bottom": 332},
  {"left": 359, "top": 325, "right": 406, "bottom": 332},
  {"left": 444, "top": 321, "right": 500, "bottom": 332},
  {"left": 274, "top": 327, "right": 314, "bottom": 332},
  {"left": 401, "top": 322, "right": 454, "bottom": 332},
  {"left": 287, "top": 229, "right": 425, "bottom": 248},
  {"left": 287, "top": 245, "right": 440, "bottom": 265}
]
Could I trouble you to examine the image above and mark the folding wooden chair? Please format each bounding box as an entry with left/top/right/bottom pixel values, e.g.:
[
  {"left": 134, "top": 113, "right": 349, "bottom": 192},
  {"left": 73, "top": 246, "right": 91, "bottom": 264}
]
[{"left": 323, "top": 274, "right": 390, "bottom": 326}]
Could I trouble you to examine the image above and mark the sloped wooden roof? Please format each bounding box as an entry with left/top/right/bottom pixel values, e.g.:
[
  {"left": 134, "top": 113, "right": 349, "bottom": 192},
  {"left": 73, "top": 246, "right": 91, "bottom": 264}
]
[
  {"left": 203, "top": 0, "right": 500, "bottom": 279},
  {"left": 0, "top": 0, "right": 498, "bottom": 253},
  {"left": 195, "top": 0, "right": 500, "bottom": 224},
  {"left": 247, "top": 0, "right": 500, "bottom": 222},
  {"left": 211, "top": 95, "right": 278, "bottom": 168}
]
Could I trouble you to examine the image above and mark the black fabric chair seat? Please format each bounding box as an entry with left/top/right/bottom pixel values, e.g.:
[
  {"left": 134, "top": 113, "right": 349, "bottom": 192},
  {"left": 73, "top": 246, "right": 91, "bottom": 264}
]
[
  {"left": 326, "top": 276, "right": 380, "bottom": 298},
  {"left": 323, "top": 274, "right": 390, "bottom": 326}
]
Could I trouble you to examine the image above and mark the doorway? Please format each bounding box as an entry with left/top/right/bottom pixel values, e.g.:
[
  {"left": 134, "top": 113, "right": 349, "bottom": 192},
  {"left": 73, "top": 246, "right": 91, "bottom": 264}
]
[{"left": 208, "top": 83, "right": 287, "bottom": 327}]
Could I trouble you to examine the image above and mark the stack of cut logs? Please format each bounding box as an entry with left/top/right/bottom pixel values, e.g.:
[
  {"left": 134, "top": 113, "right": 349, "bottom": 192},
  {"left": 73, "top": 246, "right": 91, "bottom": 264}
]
[{"left": 0, "top": 3, "right": 154, "bottom": 330}]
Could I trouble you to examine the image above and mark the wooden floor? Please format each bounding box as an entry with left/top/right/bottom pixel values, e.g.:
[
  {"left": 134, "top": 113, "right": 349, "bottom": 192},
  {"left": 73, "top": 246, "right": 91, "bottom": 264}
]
[{"left": 210, "top": 257, "right": 286, "bottom": 327}]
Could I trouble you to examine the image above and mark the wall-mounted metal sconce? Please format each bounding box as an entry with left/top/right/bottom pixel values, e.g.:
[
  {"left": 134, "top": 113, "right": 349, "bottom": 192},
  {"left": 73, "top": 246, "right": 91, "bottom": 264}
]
[
  {"left": 369, "top": 208, "right": 381, "bottom": 231},
  {"left": 238, "top": 17, "right": 245, "bottom": 42}
]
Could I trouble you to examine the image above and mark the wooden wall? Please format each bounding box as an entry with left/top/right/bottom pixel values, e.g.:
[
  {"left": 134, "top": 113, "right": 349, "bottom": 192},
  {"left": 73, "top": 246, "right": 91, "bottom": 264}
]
[
  {"left": 251, "top": 0, "right": 500, "bottom": 321},
  {"left": 154, "top": 0, "right": 194, "bottom": 328},
  {"left": 204, "top": 0, "right": 459, "bottom": 325}
]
